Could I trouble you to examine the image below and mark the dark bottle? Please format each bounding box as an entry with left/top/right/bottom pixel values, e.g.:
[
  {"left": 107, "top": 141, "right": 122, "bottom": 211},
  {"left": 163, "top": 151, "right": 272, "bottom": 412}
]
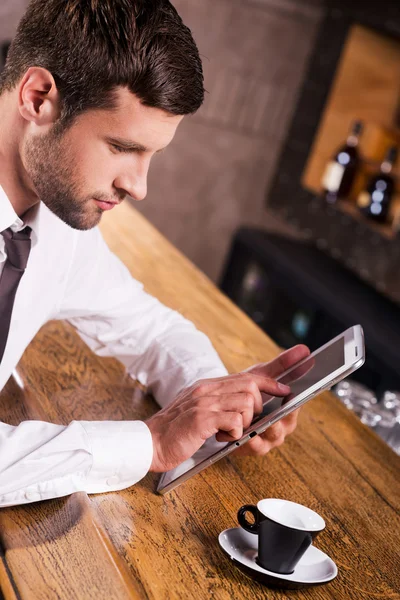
[
  {"left": 357, "top": 146, "right": 398, "bottom": 223},
  {"left": 322, "top": 120, "right": 363, "bottom": 204}
]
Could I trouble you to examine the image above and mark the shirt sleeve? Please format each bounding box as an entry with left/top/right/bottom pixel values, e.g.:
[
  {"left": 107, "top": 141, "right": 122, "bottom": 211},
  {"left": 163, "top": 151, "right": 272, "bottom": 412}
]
[
  {"left": 57, "top": 226, "right": 229, "bottom": 408},
  {"left": 0, "top": 419, "right": 152, "bottom": 507}
]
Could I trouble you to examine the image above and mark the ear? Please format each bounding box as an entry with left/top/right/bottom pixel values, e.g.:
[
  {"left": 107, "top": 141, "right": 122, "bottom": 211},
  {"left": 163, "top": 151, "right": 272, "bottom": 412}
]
[{"left": 18, "top": 67, "right": 61, "bottom": 126}]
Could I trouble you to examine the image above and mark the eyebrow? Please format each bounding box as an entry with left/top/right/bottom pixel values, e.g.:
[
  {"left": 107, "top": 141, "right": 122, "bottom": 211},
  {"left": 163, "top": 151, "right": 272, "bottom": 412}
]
[{"left": 106, "top": 136, "right": 166, "bottom": 153}]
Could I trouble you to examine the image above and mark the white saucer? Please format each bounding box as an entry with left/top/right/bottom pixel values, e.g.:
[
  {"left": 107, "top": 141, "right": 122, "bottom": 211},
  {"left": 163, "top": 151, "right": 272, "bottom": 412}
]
[{"left": 218, "top": 527, "right": 338, "bottom": 589}]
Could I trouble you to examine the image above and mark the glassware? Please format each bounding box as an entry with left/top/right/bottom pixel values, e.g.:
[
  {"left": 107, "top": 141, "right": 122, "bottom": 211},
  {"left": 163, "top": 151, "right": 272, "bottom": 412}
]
[
  {"left": 334, "top": 380, "right": 377, "bottom": 415},
  {"left": 333, "top": 381, "right": 400, "bottom": 455},
  {"left": 360, "top": 409, "right": 381, "bottom": 428},
  {"left": 382, "top": 391, "right": 400, "bottom": 411}
]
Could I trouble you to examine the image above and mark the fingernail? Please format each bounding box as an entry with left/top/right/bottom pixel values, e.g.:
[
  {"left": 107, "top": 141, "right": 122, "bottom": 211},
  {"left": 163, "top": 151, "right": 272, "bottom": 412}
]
[{"left": 278, "top": 383, "right": 290, "bottom": 393}]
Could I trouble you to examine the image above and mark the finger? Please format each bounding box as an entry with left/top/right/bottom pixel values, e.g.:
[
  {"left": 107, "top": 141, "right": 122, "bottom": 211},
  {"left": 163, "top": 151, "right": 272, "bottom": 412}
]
[
  {"left": 210, "top": 411, "right": 244, "bottom": 441},
  {"left": 277, "top": 408, "right": 300, "bottom": 434},
  {"left": 217, "top": 405, "right": 299, "bottom": 446},
  {"left": 249, "top": 373, "right": 291, "bottom": 398},
  {"left": 248, "top": 345, "right": 310, "bottom": 379},
  {"left": 281, "top": 357, "right": 315, "bottom": 384},
  {"left": 215, "top": 393, "right": 256, "bottom": 429},
  {"left": 194, "top": 376, "right": 275, "bottom": 414},
  {"left": 234, "top": 422, "right": 286, "bottom": 456},
  {"left": 259, "top": 421, "right": 286, "bottom": 445},
  {"left": 228, "top": 373, "right": 291, "bottom": 399},
  {"left": 258, "top": 407, "right": 300, "bottom": 440},
  {"left": 234, "top": 434, "right": 271, "bottom": 456},
  {"left": 234, "top": 408, "right": 301, "bottom": 456},
  {"left": 191, "top": 374, "right": 290, "bottom": 417},
  {"left": 259, "top": 409, "right": 300, "bottom": 442},
  {"left": 269, "top": 345, "right": 311, "bottom": 376}
]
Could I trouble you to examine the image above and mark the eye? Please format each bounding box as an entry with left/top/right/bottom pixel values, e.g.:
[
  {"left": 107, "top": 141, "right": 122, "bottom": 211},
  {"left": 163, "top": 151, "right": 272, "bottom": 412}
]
[{"left": 110, "top": 144, "right": 132, "bottom": 154}]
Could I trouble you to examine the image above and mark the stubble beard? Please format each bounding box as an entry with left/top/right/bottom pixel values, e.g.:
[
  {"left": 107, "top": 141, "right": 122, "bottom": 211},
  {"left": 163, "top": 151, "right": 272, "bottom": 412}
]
[{"left": 24, "top": 127, "right": 102, "bottom": 231}]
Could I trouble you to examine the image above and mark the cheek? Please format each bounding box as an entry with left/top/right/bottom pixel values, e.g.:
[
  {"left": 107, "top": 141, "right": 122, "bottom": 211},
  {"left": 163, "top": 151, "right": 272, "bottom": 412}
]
[
  {"left": 74, "top": 140, "right": 104, "bottom": 169},
  {"left": 71, "top": 142, "right": 116, "bottom": 186}
]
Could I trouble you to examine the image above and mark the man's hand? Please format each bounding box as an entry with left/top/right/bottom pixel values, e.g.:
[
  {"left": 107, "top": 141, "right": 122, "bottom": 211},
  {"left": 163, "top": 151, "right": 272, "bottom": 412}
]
[
  {"left": 146, "top": 344, "right": 310, "bottom": 472},
  {"left": 234, "top": 344, "right": 311, "bottom": 457}
]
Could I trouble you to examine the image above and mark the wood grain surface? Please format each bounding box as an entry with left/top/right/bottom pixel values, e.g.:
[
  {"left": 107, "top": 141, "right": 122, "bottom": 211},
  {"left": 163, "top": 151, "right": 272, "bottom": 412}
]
[{"left": 0, "top": 201, "right": 399, "bottom": 599}]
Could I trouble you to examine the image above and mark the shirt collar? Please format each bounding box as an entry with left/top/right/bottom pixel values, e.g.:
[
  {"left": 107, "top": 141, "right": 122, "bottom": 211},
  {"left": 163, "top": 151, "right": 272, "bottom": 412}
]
[{"left": 0, "top": 185, "right": 42, "bottom": 243}]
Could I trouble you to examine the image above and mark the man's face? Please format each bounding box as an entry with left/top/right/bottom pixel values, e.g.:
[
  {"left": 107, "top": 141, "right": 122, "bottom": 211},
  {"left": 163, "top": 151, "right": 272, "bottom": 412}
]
[{"left": 22, "top": 88, "right": 184, "bottom": 230}]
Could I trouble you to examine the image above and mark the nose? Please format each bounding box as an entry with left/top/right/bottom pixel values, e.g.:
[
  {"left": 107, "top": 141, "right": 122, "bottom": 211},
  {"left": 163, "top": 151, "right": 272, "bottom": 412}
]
[{"left": 113, "top": 169, "right": 148, "bottom": 202}]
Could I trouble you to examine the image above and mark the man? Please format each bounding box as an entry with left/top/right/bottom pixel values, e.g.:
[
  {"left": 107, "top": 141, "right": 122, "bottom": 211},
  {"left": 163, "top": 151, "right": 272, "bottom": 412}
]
[{"left": 0, "top": 0, "right": 309, "bottom": 507}]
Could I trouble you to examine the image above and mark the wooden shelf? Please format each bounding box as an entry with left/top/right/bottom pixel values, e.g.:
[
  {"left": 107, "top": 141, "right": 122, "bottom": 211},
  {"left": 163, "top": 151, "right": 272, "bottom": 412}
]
[
  {"left": 302, "top": 24, "right": 400, "bottom": 199},
  {"left": 333, "top": 198, "right": 397, "bottom": 240}
]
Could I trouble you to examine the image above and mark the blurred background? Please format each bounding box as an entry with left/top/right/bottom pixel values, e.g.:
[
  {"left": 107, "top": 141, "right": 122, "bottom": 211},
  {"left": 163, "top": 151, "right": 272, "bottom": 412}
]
[
  {"left": 2, "top": 0, "right": 400, "bottom": 451},
  {"left": 0, "top": 0, "right": 321, "bottom": 282}
]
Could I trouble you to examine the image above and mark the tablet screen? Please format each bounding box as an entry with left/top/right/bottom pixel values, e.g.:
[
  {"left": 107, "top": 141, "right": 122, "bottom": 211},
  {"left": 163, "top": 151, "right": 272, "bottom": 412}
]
[{"left": 249, "top": 337, "right": 345, "bottom": 428}]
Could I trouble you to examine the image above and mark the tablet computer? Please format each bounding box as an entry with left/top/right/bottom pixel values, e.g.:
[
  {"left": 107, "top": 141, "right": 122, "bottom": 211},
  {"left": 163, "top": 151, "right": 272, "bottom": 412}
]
[{"left": 157, "top": 325, "right": 365, "bottom": 494}]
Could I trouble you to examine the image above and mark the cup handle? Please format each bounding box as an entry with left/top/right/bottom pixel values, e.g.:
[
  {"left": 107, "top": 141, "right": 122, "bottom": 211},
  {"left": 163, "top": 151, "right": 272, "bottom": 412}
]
[{"left": 237, "top": 504, "right": 259, "bottom": 534}]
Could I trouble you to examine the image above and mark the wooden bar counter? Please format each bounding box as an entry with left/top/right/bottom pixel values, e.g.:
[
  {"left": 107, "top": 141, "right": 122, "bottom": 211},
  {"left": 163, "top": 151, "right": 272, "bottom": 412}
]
[{"left": 0, "top": 202, "right": 399, "bottom": 599}]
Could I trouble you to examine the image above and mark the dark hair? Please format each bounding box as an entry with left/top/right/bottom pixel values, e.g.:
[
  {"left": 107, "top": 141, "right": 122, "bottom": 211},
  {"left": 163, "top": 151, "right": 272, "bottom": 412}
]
[{"left": 0, "top": 0, "right": 204, "bottom": 123}]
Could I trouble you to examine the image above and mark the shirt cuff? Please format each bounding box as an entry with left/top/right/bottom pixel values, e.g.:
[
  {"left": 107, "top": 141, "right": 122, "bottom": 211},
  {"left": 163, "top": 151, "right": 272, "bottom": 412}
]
[{"left": 79, "top": 420, "right": 153, "bottom": 493}]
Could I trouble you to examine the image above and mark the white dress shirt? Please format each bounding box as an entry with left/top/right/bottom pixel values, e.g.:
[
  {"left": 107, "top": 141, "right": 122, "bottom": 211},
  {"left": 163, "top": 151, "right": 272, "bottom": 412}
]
[{"left": 0, "top": 186, "right": 228, "bottom": 507}]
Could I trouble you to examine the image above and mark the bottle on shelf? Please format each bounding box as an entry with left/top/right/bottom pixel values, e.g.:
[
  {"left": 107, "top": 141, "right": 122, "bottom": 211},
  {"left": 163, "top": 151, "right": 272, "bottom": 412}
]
[
  {"left": 357, "top": 146, "right": 398, "bottom": 223},
  {"left": 321, "top": 120, "right": 363, "bottom": 204}
]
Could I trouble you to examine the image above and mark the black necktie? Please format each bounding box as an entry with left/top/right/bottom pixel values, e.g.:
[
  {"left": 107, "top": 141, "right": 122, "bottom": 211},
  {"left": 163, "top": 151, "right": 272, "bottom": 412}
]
[{"left": 0, "top": 226, "right": 32, "bottom": 363}]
